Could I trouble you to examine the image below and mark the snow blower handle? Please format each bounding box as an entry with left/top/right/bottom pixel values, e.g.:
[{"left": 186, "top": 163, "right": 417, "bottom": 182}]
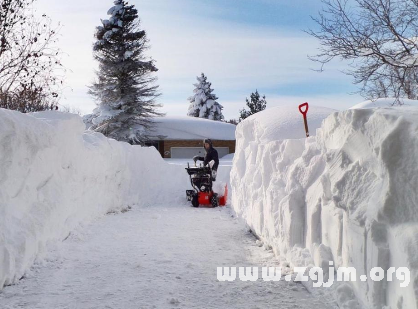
[{"left": 299, "top": 102, "right": 310, "bottom": 137}]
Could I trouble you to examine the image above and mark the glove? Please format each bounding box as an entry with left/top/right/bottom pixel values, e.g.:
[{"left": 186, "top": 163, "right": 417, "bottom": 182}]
[{"left": 211, "top": 170, "right": 217, "bottom": 181}]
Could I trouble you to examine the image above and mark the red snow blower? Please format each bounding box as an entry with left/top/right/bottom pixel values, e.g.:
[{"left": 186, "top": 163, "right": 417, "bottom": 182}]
[{"left": 185, "top": 163, "right": 227, "bottom": 208}]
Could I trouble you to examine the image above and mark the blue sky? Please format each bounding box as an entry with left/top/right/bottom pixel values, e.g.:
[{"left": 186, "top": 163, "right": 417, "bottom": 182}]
[
  {"left": 36, "top": 0, "right": 362, "bottom": 119},
  {"left": 181, "top": 0, "right": 321, "bottom": 29}
]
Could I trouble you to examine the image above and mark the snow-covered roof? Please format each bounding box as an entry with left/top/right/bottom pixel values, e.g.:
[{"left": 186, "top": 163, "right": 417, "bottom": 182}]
[{"left": 147, "top": 116, "right": 236, "bottom": 140}]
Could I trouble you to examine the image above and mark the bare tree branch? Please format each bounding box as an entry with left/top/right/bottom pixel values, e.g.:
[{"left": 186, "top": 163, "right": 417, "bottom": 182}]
[
  {"left": 307, "top": 0, "right": 418, "bottom": 103},
  {"left": 0, "top": 0, "right": 64, "bottom": 112}
]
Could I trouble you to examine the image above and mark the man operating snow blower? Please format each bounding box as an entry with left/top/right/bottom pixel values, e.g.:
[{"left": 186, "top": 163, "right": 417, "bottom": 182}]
[
  {"left": 186, "top": 138, "right": 227, "bottom": 208},
  {"left": 193, "top": 138, "right": 219, "bottom": 181}
]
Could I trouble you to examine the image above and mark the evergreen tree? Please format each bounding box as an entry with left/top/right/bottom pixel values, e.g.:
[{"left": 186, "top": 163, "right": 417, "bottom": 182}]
[
  {"left": 88, "top": 0, "right": 162, "bottom": 144},
  {"left": 239, "top": 90, "right": 267, "bottom": 121},
  {"left": 187, "top": 73, "right": 224, "bottom": 121}
]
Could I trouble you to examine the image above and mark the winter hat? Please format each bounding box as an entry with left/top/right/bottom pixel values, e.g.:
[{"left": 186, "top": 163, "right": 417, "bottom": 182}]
[{"left": 203, "top": 138, "right": 213, "bottom": 146}]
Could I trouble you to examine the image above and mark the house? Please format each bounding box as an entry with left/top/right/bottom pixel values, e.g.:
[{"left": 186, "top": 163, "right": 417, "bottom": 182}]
[{"left": 145, "top": 116, "right": 236, "bottom": 158}]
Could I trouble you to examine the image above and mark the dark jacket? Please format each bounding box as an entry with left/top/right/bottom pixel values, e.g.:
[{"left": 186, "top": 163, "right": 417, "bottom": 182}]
[{"left": 196, "top": 147, "right": 219, "bottom": 171}]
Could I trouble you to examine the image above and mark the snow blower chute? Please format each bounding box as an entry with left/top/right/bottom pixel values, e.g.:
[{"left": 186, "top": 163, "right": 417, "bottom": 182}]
[{"left": 185, "top": 162, "right": 227, "bottom": 208}]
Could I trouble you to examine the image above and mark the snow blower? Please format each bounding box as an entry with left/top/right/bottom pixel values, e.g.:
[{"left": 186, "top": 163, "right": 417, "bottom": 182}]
[{"left": 185, "top": 161, "right": 227, "bottom": 208}]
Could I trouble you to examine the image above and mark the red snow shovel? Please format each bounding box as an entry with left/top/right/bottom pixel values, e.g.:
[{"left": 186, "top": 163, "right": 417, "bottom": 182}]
[{"left": 299, "top": 102, "right": 310, "bottom": 137}]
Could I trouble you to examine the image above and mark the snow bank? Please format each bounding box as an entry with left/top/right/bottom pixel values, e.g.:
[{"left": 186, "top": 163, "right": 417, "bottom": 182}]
[
  {"left": 231, "top": 106, "right": 418, "bottom": 309},
  {"left": 239, "top": 105, "right": 336, "bottom": 142},
  {"left": 350, "top": 98, "right": 418, "bottom": 109},
  {"left": 0, "top": 109, "right": 188, "bottom": 289}
]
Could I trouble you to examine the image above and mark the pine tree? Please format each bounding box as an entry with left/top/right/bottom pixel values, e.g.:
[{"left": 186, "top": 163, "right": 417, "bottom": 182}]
[
  {"left": 88, "top": 0, "right": 162, "bottom": 144},
  {"left": 239, "top": 90, "right": 267, "bottom": 121},
  {"left": 187, "top": 73, "right": 224, "bottom": 121}
]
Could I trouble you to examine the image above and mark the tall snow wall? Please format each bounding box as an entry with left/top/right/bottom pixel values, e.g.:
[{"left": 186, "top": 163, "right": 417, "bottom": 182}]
[
  {"left": 231, "top": 106, "right": 418, "bottom": 309},
  {"left": 0, "top": 109, "right": 188, "bottom": 289}
]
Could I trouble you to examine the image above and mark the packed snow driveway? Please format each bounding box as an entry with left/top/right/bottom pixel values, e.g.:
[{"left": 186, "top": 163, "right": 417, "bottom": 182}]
[{"left": 0, "top": 203, "right": 335, "bottom": 309}]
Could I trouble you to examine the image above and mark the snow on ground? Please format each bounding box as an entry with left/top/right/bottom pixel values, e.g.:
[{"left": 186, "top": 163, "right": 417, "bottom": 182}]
[
  {"left": 220, "top": 153, "right": 234, "bottom": 160},
  {"left": 231, "top": 105, "right": 418, "bottom": 309},
  {"left": 0, "top": 203, "right": 336, "bottom": 309},
  {"left": 0, "top": 109, "right": 187, "bottom": 289},
  {"left": 0, "top": 108, "right": 339, "bottom": 308},
  {"left": 238, "top": 104, "right": 336, "bottom": 142},
  {"left": 13, "top": 100, "right": 418, "bottom": 308},
  {"left": 350, "top": 98, "right": 418, "bottom": 109}
]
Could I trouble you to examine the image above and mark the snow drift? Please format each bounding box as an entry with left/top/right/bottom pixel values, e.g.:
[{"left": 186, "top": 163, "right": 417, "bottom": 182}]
[
  {"left": 0, "top": 109, "right": 188, "bottom": 289},
  {"left": 350, "top": 97, "right": 418, "bottom": 109},
  {"left": 236, "top": 104, "right": 336, "bottom": 143},
  {"left": 231, "top": 105, "right": 418, "bottom": 309}
]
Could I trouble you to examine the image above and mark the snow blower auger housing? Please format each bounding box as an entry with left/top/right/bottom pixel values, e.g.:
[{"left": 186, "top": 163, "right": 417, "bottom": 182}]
[{"left": 185, "top": 163, "right": 227, "bottom": 208}]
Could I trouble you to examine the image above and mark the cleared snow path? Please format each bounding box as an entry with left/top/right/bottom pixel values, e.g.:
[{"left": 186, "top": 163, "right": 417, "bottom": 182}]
[{"left": 0, "top": 203, "right": 336, "bottom": 309}]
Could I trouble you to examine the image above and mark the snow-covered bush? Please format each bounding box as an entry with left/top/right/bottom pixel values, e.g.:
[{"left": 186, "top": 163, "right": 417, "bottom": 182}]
[
  {"left": 0, "top": 109, "right": 187, "bottom": 289},
  {"left": 231, "top": 104, "right": 418, "bottom": 308}
]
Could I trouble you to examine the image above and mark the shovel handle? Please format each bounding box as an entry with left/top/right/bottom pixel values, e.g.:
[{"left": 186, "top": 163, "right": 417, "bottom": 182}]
[
  {"left": 299, "top": 102, "right": 309, "bottom": 115},
  {"left": 299, "top": 102, "right": 310, "bottom": 137}
]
